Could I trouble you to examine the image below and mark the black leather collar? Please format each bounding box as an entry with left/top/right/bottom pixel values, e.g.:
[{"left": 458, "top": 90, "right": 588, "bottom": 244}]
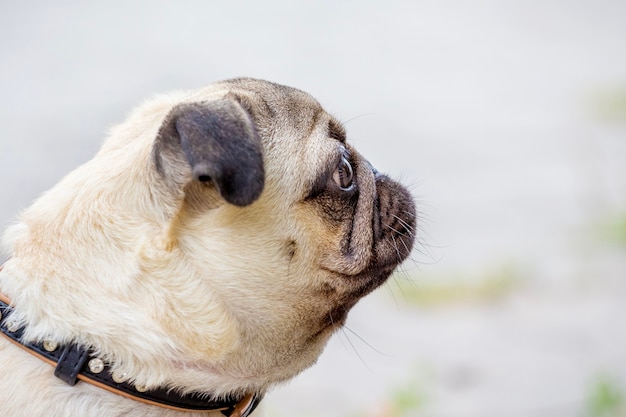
[{"left": 0, "top": 297, "right": 262, "bottom": 416}]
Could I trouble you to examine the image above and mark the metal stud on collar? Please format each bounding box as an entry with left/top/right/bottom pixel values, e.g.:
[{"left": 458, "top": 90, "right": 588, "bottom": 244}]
[
  {"left": 88, "top": 358, "right": 105, "bottom": 374},
  {"left": 43, "top": 340, "right": 59, "bottom": 352},
  {"left": 5, "top": 319, "right": 19, "bottom": 332},
  {"left": 0, "top": 293, "right": 262, "bottom": 413},
  {"left": 111, "top": 369, "right": 129, "bottom": 383}
]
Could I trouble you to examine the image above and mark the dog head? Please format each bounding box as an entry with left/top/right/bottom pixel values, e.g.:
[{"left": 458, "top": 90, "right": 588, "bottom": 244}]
[{"left": 1, "top": 78, "right": 416, "bottom": 397}]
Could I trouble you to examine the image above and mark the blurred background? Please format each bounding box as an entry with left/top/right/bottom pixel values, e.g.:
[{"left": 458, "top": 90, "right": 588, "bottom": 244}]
[{"left": 1, "top": 1, "right": 625, "bottom": 416}]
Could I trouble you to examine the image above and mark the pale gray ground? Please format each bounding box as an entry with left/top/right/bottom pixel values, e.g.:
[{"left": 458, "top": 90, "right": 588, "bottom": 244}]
[{"left": 1, "top": 2, "right": 625, "bottom": 416}]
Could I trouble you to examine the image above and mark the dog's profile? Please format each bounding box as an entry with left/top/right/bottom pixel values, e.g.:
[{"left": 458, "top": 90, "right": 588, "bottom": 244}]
[{"left": 0, "top": 78, "right": 416, "bottom": 416}]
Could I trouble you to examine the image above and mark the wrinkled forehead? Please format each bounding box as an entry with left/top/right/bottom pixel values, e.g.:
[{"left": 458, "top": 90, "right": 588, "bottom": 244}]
[
  {"left": 194, "top": 78, "right": 345, "bottom": 142},
  {"left": 228, "top": 79, "right": 341, "bottom": 136},
  {"left": 193, "top": 78, "right": 348, "bottom": 193},
  {"left": 239, "top": 83, "right": 348, "bottom": 185}
]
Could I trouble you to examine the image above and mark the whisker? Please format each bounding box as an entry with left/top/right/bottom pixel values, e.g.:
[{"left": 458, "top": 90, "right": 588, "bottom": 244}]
[
  {"left": 339, "top": 326, "right": 374, "bottom": 372},
  {"left": 391, "top": 213, "right": 415, "bottom": 235},
  {"left": 339, "top": 113, "right": 377, "bottom": 127},
  {"left": 343, "top": 326, "right": 390, "bottom": 357},
  {"left": 392, "top": 271, "right": 413, "bottom": 303},
  {"left": 384, "top": 223, "right": 403, "bottom": 235},
  {"left": 390, "top": 234, "right": 403, "bottom": 262},
  {"left": 400, "top": 238, "right": 412, "bottom": 259},
  {"left": 395, "top": 267, "right": 418, "bottom": 289},
  {"left": 385, "top": 281, "right": 401, "bottom": 310},
  {"left": 384, "top": 222, "right": 414, "bottom": 262}
]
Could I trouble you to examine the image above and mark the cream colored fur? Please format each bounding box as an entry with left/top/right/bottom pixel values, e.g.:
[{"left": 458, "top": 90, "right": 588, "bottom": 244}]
[{"left": 0, "top": 79, "right": 415, "bottom": 417}]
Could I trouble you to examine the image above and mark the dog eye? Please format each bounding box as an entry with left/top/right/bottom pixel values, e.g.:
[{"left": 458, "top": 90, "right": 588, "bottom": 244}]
[{"left": 332, "top": 156, "right": 354, "bottom": 190}]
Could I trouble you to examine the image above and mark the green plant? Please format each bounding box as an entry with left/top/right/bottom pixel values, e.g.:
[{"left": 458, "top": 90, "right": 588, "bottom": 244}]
[
  {"left": 589, "top": 87, "right": 626, "bottom": 122},
  {"left": 586, "top": 375, "right": 625, "bottom": 417},
  {"left": 391, "top": 262, "right": 522, "bottom": 308},
  {"left": 605, "top": 214, "right": 626, "bottom": 246},
  {"left": 361, "top": 376, "right": 428, "bottom": 417}
]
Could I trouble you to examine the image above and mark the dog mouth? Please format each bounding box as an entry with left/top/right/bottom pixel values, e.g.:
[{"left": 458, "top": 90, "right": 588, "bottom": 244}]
[
  {"left": 372, "top": 174, "right": 416, "bottom": 259},
  {"left": 315, "top": 175, "right": 416, "bottom": 334},
  {"left": 350, "top": 174, "right": 416, "bottom": 291}
]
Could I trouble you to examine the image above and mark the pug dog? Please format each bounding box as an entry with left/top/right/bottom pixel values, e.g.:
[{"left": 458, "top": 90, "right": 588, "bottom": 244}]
[{"left": 0, "top": 78, "right": 416, "bottom": 417}]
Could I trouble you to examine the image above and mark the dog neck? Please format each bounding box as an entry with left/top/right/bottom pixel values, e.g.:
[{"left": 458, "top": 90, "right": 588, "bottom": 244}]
[{"left": 0, "top": 290, "right": 261, "bottom": 417}]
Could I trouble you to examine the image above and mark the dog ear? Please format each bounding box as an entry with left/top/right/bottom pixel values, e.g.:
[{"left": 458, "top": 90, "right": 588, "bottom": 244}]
[{"left": 153, "top": 96, "right": 264, "bottom": 207}]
